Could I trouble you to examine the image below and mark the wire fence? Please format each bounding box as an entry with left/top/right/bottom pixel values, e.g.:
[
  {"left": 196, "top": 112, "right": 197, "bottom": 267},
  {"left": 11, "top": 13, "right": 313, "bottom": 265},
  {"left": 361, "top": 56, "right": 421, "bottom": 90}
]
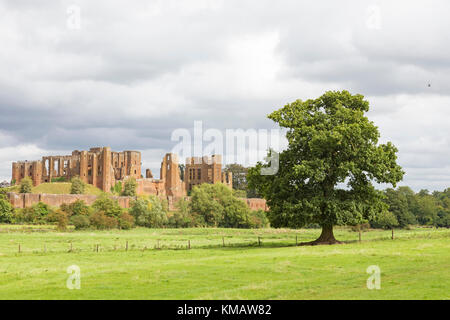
[
  {"left": 5, "top": 228, "right": 441, "bottom": 256},
  {"left": 2, "top": 226, "right": 447, "bottom": 256}
]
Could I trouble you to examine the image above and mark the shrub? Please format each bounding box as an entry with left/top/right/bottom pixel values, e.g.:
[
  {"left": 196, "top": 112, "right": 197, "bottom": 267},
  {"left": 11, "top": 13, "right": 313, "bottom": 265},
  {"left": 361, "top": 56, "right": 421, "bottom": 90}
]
[
  {"left": 0, "top": 199, "right": 14, "bottom": 223},
  {"left": 89, "top": 211, "right": 118, "bottom": 230},
  {"left": 232, "top": 189, "right": 247, "bottom": 198},
  {"left": 70, "top": 176, "right": 86, "bottom": 194},
  {"left": 122, "top": 177, "right": 137, "bottom": 197},
  {"left": 129, "top": 195, "right": 168, "bottom": 228},
  {"left": 118, "top": 212, "right": 134, "bottom": 230},
  {"left": 19, "top": 177, "right": 33, "bottom": 193},
  {"left": 15, "top": 202, "right": 52, "bottom": 224},
  {"left": 92, "top": 194, "right": 123, "bottom": 218},
  {"left": 60, "top": 200, "right": 90, "bottom": 217},
  {"left": 111, "top": 181, "right": 123, "bottom": 195},
  {"left": 46, "top": 210, "right": 68, "bottom": 231},
  {"left": 168, "top": 198, "right": 195, "bottom": 228},
  {"left": 370, "top": 211, "right": 399, "bottom": 229},
  {"left": 248, "top": 209, "right": 270, "bottom": 228},
  {"left": 350, "top": 222, "right": 371, "bottom": 232},
  {"left": 71, "top": 215, "right": 91, "bottom": 230},
  {"left": 0, "top": 188, "right": 7, "bottom": 200},
  {"left": 189, "top": 183, "right": 252, "bottom": 228}
]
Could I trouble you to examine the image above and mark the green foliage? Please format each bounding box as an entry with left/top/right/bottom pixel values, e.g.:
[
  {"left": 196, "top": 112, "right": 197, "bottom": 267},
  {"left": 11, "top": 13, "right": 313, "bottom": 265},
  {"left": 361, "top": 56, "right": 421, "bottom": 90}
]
[
  {"left": 248, "top": 91, "right": 404, "bottom": 241},
  {"left": 416, "top": 195, "right": 439, "bottom": 226},
  {"left": 46, "top": 209, "right": 69, "bottom": 231},
  {"left": 248, "top": 209, "right": 270, "bottom": 228},
  {"left": 70, "top": 176, "right": 86, "bottom": 194},
  {"left": 370, "top": 210, "right": 399, "bottom": 229},
  {"left": 380, "top": 187, "right": 450, "bottom": 228},
  {"left": 117, "top": 212, "right": 134, "bottom": 230},
  {"left": 224, "top": 163, "right": 248, "bottom": 191},
  {"left": 129, "top": 195, "right": 168, "bottom": 228},
  {"left": 51, "top": 177, "right": 67, "bottom": 183},
  {"left": 168, "top": 198, "right": 196, "bottom": 228},
  {"left": 60, "top": 200, "right": 91, "bottom": 217},
  {"left": 0, "top": 199, "right": 14, "bottom": 223},
  {"left": 15, "top": 202, "right": 52, "bottom": 224},
  {"left": 71, "top": 215, "right": 91, "bottom": 230},
  {"left": 122, "top": 178, "right": 137, "bottom": 197},
  {"left": 382, "top": 188, "right": 417, "bottom": 227},
  {"left": 189, "top": 183, "right": 252, "bottom": 228},
  {"left": 110, "top": 181, "right": 123, "bottom": 195},
  {"left": 92, "top": 194, "right": 123, "bottom": 218},
  {"left": 232, "top": 189, "right": 247, "bottom": 198},
  {"left": 89, "top": 211, "right": 118, "bottom": 230},
  {"left": 0, "top": 188, "right": 8, "bottom": 200},
  {"left": 224, "top": 163, "right": 261, "bottom": 198},
  {"left": 19, "top": 177, "right": 33, "bottom": 193}
]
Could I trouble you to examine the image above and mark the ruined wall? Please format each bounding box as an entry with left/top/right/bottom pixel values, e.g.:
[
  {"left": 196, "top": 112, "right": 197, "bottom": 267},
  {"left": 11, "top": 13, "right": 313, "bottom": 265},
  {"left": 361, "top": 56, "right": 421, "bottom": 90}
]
[
  {"left": 111, "top": 150, "right": 141, "bottom": 181},
  {"left": 160, "top": 153, "right": 185, "bottom": 198},
  {"left": 7, "top": 192, "right": 266, "bottom": 212},
  {"left": 12, "top": 147, "right": 142, "bottom": 192},
  {"left": 12, "top": 149, "right": 234, "bottom": 201},
  {"left": 184, "top": 155, "right": 232, "bottom": 192},
  {"left": 7, "top": 192, "right": 132, "bottom": 209},
  {"left": 136, "top": 178, "right": 166, "bottom": 196},
  {"left": 244, "top": 198, "right": 269, "bottom": 211}
]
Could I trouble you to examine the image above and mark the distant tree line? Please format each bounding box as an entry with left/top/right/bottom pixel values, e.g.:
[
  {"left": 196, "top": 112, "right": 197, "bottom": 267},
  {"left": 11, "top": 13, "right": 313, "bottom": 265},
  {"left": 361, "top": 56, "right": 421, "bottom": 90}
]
[
  {"left": 380, "top": 187, "right": 450, "bottom": 228},
  {"left": 0, "top": 183, "right": 269, "bottom": 230}
]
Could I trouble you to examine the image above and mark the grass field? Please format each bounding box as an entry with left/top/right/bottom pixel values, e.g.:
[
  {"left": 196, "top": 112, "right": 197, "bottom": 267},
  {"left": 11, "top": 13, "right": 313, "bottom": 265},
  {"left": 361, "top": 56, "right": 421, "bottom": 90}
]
[
  {"left": 0, "top": 226, "right": 448, "bottom": 300},
  {"left": 5, "top": 182, "right": 104, "bottom": 196}
]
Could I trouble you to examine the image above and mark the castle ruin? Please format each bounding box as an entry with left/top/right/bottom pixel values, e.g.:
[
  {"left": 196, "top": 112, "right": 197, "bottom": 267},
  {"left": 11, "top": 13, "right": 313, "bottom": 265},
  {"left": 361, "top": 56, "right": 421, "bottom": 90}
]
[
  {"left": 11, "top": 147, "right": 232, "bottom": 199},
  {"left": 184, "top": 155, "right": 232, "bottom": 192}
]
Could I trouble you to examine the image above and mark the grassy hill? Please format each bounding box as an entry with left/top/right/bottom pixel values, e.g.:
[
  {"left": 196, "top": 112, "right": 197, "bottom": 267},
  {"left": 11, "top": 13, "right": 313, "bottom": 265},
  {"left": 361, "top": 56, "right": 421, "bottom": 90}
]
[
  {"left": 31, "top": 182, "right": 103, "bottom": 196},
  {"left": 2, "top": 182, "right": 103, "bottom": 196}
]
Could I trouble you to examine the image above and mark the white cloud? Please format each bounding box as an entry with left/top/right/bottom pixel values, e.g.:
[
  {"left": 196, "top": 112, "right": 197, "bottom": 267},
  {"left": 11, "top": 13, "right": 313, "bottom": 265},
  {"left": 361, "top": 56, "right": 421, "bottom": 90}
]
[{"left": 0, "top": 0, "right": 449, "bottom": 190}]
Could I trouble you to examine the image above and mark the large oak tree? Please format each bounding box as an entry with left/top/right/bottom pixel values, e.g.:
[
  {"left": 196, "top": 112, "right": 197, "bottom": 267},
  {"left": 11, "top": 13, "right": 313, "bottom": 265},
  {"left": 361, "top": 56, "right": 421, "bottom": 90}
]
[{"left": 248, "top": 91, "right": 404, "bottom": 244}]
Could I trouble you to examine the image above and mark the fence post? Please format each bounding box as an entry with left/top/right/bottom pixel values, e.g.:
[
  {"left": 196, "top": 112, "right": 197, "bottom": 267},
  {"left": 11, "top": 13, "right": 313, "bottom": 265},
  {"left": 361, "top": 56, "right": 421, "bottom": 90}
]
[
  {"left": 126, "top": 241, "right": 128, "bottom": 251},
  {"left": 70, "top": 241, "right": 73, "bottom": 252},
  {"left": 359, "top": 229, "right": 362, "bottom": 242},
  {"left": 222, "top": 237, "right": 225, "bottom": 247},
  {"left": 258, "top": 237, "right": 261, "bottom": 247},
  {"left": 18, "top": 244, "right": 21, "bottom": 253},
  {"left": 188, "top": 240, "right": 191, "bottom": 250},
  {"left": 96, "top": 244, "right": 99, "bottom": 252},
  {"left": 296, "top": 235, "right": 298, "bottom": 246},
  {"left": 392, "top": 229, "right": 394, "bottom": 240}
]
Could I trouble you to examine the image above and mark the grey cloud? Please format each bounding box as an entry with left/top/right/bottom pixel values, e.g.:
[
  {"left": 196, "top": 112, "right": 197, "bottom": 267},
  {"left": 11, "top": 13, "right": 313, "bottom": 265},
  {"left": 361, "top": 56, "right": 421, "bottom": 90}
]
[{"left": 0, "top": 0, "right": 449, "bottom": 191}]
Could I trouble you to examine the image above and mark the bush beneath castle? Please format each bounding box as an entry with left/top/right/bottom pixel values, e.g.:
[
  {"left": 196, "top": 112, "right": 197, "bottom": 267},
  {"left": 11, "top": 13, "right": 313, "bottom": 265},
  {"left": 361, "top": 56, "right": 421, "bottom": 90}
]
[
  {"left": 0, "top": 184, "right": 271, "bottom": 230},
  {"left": 187, "top": 183, "right": 269, "bottom": 228}
]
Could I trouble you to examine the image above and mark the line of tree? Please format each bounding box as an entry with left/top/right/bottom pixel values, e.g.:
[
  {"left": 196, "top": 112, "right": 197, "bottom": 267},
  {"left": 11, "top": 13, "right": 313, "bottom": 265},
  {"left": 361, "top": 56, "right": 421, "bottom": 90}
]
[
  {"left": 0, "top": 183, "right": 269, "bottom": 230},
  {"left": 380, "top": 187, "right": 450, "bottom": 228}
]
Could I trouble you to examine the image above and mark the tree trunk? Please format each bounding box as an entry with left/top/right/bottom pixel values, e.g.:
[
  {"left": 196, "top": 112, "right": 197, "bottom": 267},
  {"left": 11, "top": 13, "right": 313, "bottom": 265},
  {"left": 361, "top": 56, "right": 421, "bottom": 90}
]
[{"left": 300, "top": 224, "right": 342, "bottom": 246}]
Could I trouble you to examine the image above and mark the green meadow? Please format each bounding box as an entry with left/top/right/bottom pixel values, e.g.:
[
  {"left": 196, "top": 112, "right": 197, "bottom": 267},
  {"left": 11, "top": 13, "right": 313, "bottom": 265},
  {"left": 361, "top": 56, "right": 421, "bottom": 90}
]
[{"left": 0, "top": 226, "right": 448, "bottom": 300}]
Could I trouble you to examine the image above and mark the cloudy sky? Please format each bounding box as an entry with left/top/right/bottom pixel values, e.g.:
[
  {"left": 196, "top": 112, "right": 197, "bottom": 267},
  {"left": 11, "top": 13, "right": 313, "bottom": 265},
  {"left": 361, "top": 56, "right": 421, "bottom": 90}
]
[{"left": 0, "top": 0, "right": 449, "bottom": 191}]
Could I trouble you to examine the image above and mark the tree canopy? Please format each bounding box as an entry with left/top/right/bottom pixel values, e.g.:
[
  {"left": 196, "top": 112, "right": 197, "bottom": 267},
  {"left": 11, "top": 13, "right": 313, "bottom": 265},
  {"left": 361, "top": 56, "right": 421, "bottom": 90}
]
[{"left": 248, "top": 91, "right": 404, "bottom": 244}]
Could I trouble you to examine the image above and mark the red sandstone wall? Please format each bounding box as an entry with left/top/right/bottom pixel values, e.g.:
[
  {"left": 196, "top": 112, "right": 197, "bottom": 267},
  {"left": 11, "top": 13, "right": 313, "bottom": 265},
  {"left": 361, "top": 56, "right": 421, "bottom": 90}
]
[
  {"left": 6, "top": 192, "right": 267, "bottom": 212},
  {"left": 7, "top": 193, "right": 133, "bottom": 209},
  {"left": 136, "top": 178, "right": 166, "bottom": 196},
  {"left": 244, "top": 198, "right": 269, "bottom": 211}
]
